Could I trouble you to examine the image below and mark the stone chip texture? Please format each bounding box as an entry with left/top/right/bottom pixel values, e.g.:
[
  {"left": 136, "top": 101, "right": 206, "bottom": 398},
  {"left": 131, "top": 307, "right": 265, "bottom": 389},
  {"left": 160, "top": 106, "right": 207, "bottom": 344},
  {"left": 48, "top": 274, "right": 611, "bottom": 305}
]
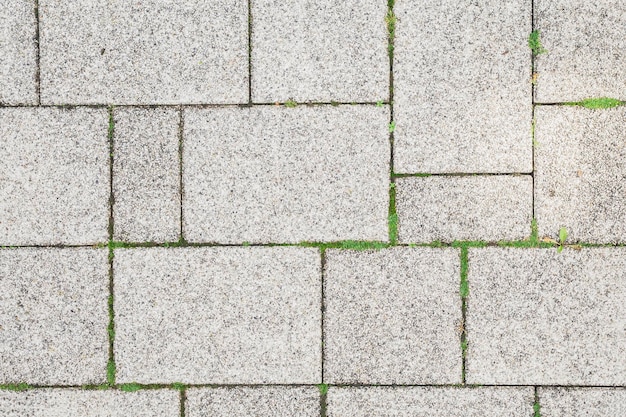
[
  {"left": 183, "top": 106, "right": 389, "bottom": 243},
  {"left": 327, "top": 386, "right": 535, "bottom": 417},
  {"left": 393, "top": 0, "right": 531, "bottom": 173},
  {"left": 324, "top": 248, "right": 461, "bottom": 384},
  {"left": 0, "top": 248, "right": 109, "bottom": 385},
  {"left": 535, "top": 106, "right": 626, "bottom": 243},
  {"left": 114, "top": 247, "right": 321, "bottom": 384},
  {"left": 539, "top": 387, "right": 626, "bottom": 417},
  {"left": 466, "top": 247, "right": 626, "bottom": 385},
  {"left": 396, "top": 175, "right": 533, "bottom": 242}
]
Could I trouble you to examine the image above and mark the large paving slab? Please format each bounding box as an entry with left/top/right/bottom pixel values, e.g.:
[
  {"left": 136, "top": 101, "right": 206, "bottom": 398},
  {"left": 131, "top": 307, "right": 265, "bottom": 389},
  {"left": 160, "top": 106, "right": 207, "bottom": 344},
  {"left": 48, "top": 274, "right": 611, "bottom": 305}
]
[
  {"left": 251, "top": 0, "right": 388, "bottom": 103},
  {"left": 393, "top": 0, "right": 532, "bottom": 173},
  {"left": 0, "top": 389, "right": 179, "bottom": 417},
  {"left": 186, "top": 387, "right": 319, "bottom": 417},
  {"left": 0, "top": 0, "right": 37, "bottom": 105},
  {"left": 396, "top": 175, "right": 532, "bottom": 243},
  {"left": 466, "top": 247, "right": 626, "bottom": 385},
  {"left": 326, "top": 386, "right": 534, "bottom": 417},
  {"left": 183, "top": 106, "right": 389, "bottom": 244},
  {"left": 114, "top": 247, "right": 321, "bottom": 384},
  {"left": 39, "top": 0, "right": 248, "bottom": 105},
  {"left": 0, "top": 108, "right": 109, "bottom": 245},
  {"left": 535, "top": 0, "right": 626, "bottom": 102},
  {"left": 535, "top": 106, "right": 626, "bottom": 243},
  {"left": 0, "top": 248, "right": 109, "bottom": 385},
  {"left": 539, "top": 388, "right": 626, "bottom": 417},
  {"left": 324, "top": 248, "right": 461, "bottom": 384},
  {"left": 113, "top": 108, "right": 180, "bottom": 243}
]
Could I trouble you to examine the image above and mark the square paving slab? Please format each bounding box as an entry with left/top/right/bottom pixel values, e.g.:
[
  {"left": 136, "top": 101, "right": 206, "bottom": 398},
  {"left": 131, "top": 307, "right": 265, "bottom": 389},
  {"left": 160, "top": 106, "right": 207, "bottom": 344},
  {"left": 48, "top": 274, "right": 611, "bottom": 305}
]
[{"left": 539, "top": 387, "right": 626, "bottom": 417}]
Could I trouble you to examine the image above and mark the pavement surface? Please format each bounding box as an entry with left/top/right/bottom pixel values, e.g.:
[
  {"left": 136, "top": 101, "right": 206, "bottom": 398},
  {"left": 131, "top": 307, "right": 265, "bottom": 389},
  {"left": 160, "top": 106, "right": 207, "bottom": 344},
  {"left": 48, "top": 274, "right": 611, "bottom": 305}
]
[{"left": 1, "top": 0, "right": 625, "bottom": 415}]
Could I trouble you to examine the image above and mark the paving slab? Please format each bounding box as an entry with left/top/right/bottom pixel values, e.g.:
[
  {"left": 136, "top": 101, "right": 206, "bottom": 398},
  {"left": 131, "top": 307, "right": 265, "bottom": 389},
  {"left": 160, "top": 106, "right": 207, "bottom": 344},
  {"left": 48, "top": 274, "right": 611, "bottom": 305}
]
[
  {"left": 539, "top": 387, "right": 626, "bottom": 417},
  {"left": 466, "top": 247, "right": 626, "bottom": 385},
  {"left": 0, "top": 248, "right": 109, "bottom": 385},
  {"left": 535, "top": 106, "right": 626, "bottom": 243},
  {"left": 0, "top": 108, "right": 109, "bottom": 246},
  {"left": 0, "top": 389, "right": 179, "bottom": 417},
  {"left": 324, "top": 248, "right": 461, "bottom": 384},
  {"left": 39, "top": 0, "right": 248, "bottom": 104},
  {"left": 393, "top": 0, "right": 532, "bottom": 173},
  {"left": 113, "top": 108, "right": 180, "bottom": 242},
  {"left": 327, "top": 386, "right": 534, "bottom": 417},
  {"left": 183, "top": 106, "right": 389, "bottom": 243},
  {"left": 186, "top": 387, "right": 319, "bottom": 417},
  {"left": 114, "top": 247, "right": 321, "bottom": 384},
  {"left": 0, "top": 0, "right": 37, "bottom": 105},
  {"left": 251, "top": 0, "right": 388, "bottom": 103},
  {"left": 535, "top": 0, "right": 626, "bottom": 102},
  {"left": 396, "top": 175, "right": 532, "bottom": 243}
]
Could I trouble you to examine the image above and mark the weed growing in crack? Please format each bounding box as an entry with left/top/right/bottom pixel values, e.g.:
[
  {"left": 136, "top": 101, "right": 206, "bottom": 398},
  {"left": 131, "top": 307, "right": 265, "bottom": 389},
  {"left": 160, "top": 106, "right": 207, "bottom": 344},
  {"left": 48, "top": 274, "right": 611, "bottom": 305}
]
[{"left": 528, "top": 30, "right": 547, "bottom": 56}]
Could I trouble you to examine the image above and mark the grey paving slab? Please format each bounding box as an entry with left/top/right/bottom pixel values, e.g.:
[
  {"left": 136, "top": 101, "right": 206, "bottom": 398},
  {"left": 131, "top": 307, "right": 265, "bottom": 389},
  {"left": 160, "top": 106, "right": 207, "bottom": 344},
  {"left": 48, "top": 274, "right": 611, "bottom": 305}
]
[
  {"left": 0, "top": 389, "right": 179, "bottom": 417},
  {"left": 324, "top": 248, "right": 461, "bottom": 384},
  {"left": 114, "top": 247, "right": 321, "bottom": 384},
  {"left": 535, "top": 106, "right": 626, "bottom": 243},
  {"left": 113, "top": 108, "right": 180, "bottom": 242},
  {"left": 39, "top": 0, "right": 248, "bottom": 105},
  {"left": 0, "top": 0, "right": 37, "bottom": 105},
  {"left": 251, "top": 0, "right": 388, "bottom": 103},
  {"left": 466, "top": 247, "right": 626, "bottom": 385},
  {"left": 535, "top": 0, "right": 626, "bottom": 102},
  {"left": 183, "top": 106, "right": 389, "bottom": 244},
  {"left": 0, "top": 248, "right": 109, "bottom": 385},
  {"left": 396, "top": 175, "right": 532, "bottom": 243},
  {"left": 186, "top": 387, "right": 319, "bottom": 417},
  {"left": 327, "top": 386, "right": 534, "bottom": 417},
  {"left": 0, "top": 108, "right": 109, "bottom": 246},
  {"left": 539, "top": 388, "right": 626, "bottom": 417},
  {"left": 393, "top": 0, "right": 532, "bottom": 173}
]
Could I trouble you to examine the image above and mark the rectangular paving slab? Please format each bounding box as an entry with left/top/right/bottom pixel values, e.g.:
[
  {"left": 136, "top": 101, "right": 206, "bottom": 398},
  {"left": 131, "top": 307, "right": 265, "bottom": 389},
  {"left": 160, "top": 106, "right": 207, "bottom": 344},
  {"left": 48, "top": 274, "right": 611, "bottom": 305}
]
[
  {"left": 327, "top": 386, "right": 534, "bottom": 417},
  {"left": 186, "top": 387, "right": 319, "bottom": 417},
  {"left": 39, "top": 0, "right": 248, "bottom": 104},
  {"left": 539, "top": 387, "right": 626, "bottom": 417},
  {"left": 0, "top": 389, "right": 179, "bottom": 417},
  {"left": 393, "top": 0, "right": 532, "bottom": 173},
  {"left": 114, "top": 247, "right": 321, "bottom": 384},
  {"left": 0, "top": 248, "right": 109, "bottom": 385},
  {"left": 0, "top": 0, "right": 37, "bottom": 104},
  {"left": 251, "top": 0, "right": 388, "bottom": 103},
  {"left": 0, "top": 107, "right": 109, "bottom": 246},
  {"left": 535, "top": 105, "right": 626, "bottom": 243},
  {"left": 466, "top": 247, "right": 626, "bottom": 385},
  {"left": 183, "top": 106, "right": 389, "bottom": 243},
  {"left": 535, "top": 0, "right": 626, "bottom": 102},
  {"left": 113, "top": 107, "right": 180, "bottom": 243},
  {"left": 396, "top": 175, "right": 532, "bottom": 243},
  {"left": 324, "top": 247, "right": 461, "bottom": 384}
]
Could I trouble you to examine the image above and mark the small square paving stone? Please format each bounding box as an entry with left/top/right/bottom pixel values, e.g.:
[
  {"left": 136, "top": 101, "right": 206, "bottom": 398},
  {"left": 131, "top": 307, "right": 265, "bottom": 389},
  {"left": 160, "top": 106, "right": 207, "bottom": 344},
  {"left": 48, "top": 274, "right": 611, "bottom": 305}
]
[
  {"left": 535, "top": 0, "right": 626, "bottom": 102},
  {"left": 113, "top": 108, "right": 180, "bottom": 242},
  {"left": 251, "top": 0, "right": 388, "bottom": 103},
  {"left": 183, "top": 106, "right": 389, "bottom": 244},
  {"left": 466, "top": 247, "right": 626, "bottom": 385},
  {"left": 396, "top": 175, "right": 532, "bottom": 243},
  {"left": 39, "top": 0, "right": 248, "bottom": 105},
  {"left": 324, "top": 248, "right": 461, "bottom": 384},
  {"left": 539, "top": 388, "right": 626, "bottom": 417},
  {"left": 0, "top": 389, "right": 179, "bottom": 417},
  {"left": 0, "top": 248, "right": 109, "bottom": 385},
  {"left": 186, "top": 387, "right": 319, "bottom": 417},
  {"left": 0, "top": 108, "right": 109, "bottom": 245},
  {"left": 535, "top": 106, "right": 626, "bottom": 243},
  {"left": 393, "top": 0, "right": 532, "bottom": 173},
  {"left": 0, "top": 0, "right": 37, "bottom": 104},
  {"left": 327, "top": 386, "right": 534, "bottom": 417},
  {"left": 114, "top": 247, "right": 321, "bottom": 384}
]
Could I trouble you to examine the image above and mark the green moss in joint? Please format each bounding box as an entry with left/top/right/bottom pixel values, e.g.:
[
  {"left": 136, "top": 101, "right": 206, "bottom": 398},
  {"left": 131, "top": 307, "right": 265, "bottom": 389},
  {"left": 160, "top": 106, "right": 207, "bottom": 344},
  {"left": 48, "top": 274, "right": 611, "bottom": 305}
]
[
  {"left": 577, "top": 97, "right": 622, "bottom": 109},
  {"left": 460, "top": 247, "right": 469, "bottom": 298},
  {"left": 284, "top": 99, "right": 297, "bottom": 108},
  {"left": 388, "top": 182, "right": 398, "bottom": 245},
  {"left": 534, "top": 402, "right": 542, "bottom": 417},
  {"left": 120, "top": 383, "right": 142, "bottom": 392},
  {"left": 317, "top": 384, "right": 329, "bottom": 395},
  {"left": 0, "top": 383, "right": 30, "bottom": 391},
  {"left": 107, "top": 360, "right": 116, "bottom": 386},
  {"left": 528, "top": 30, "right": 547, "bottom": 56}
]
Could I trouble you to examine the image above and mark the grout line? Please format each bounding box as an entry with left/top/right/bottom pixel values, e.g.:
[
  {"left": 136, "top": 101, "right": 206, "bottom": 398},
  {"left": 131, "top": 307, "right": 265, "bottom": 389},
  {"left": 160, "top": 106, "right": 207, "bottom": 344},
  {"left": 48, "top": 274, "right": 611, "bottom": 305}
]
[
  {"left": 534, "top": 386, "right": 540, "bottom": 416},
  {"left": 460, "top": 248, "right": 469, "bottom": 384},
  {"left": 387, "top": 0, "right": 397, "bottom": 245},
  {"left": 0, "top": 101, "right": 390, "bottom": 109},
  {"left": 179, "top": 388, "right": 186, "bottom": 417},
  {"left": 178, "top": 106, "right": 184, "bottom": 241},
  {"left": 247, "top": 0, "right": 253, "bottom": 104},
  {"left": 393, "top": 172, "right": 533, "bottom": 178},
  {"left": 34, "top": 0, "right": 41, "bottom": 105},
  {"left": 531, "top": 0, "right": 536, "bottom": 222},
  {"left": 320, "top": 386, "right": 328, "bottom": 417},
  {"left": 320, "top": 249, "right": 326, "bottom": 383},
  {"left": 107, "top": 105, "right": 116, "bottom": 387}
]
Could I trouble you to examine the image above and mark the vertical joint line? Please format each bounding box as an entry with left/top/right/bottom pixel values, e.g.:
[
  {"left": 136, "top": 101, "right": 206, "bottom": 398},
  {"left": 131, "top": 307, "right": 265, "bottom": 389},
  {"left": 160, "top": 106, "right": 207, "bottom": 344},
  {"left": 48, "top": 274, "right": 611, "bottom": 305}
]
[
  {"left": 531, "top": 0, "right": 536, "bottom": 220},
  {"left": 534, "top": 386, "right": 540, "bottom": 416},
  {"left": 387, "top": 0, "right": 396, "bottom": 244},
  {"left": 180, "top": 388, "right": 187, "bottom": 417},
  {"left": 460, "top": 247, "right": 469, "bottom": 384},
  {"left": 320, "top": 248, "right": 326, "bottom": 383},
  {"left": 34, "top": 0, "right": 41, "bottom": 105},
  {"left": 247, "top": 0, "right": 253, "bottom": 104},
  {"left": 320, "top": 386, "right": 328, "bottom": 417},
  {"left": 107, "top": 105, "right": 116, "bottom": 387},
  {"left": 178, "top": 106, "right": 184, "bottom": 241}
]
